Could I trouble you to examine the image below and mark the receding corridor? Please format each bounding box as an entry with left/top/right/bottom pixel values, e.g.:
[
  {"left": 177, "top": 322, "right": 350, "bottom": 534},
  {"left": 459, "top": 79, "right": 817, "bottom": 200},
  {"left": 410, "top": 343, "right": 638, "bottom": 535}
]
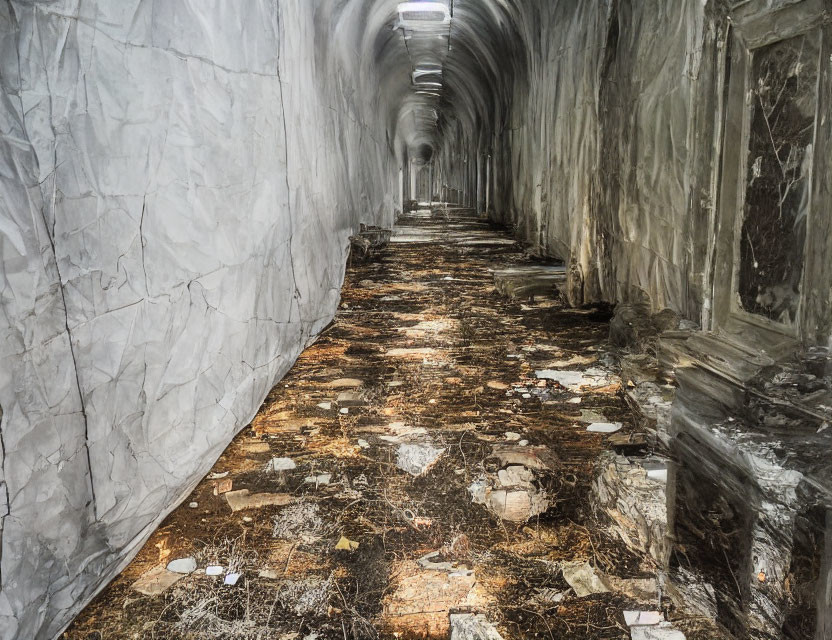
[{"left": 3, "top": 2, "right": 832, "bottom": 639}]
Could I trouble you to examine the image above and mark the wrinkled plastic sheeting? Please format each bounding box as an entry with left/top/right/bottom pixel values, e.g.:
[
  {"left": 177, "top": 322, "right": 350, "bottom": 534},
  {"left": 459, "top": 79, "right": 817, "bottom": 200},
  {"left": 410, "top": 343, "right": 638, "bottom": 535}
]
[
  {"left": 0, "top": 1, "right": 398, "bottom": 637},
  {"left": 481, "top": 1, "right": 713, "bottom": 316}
]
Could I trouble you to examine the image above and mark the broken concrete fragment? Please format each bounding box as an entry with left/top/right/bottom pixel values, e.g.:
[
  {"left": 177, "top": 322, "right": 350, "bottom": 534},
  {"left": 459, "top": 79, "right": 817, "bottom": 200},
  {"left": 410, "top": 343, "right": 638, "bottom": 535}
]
[
  {"left": 396, "top": 443, "right": 445, "bottom": 476},
  {"left": 450, "top": 614, "right": 505, "bottom": 640},
  {"left": 205, "top": 565, "right": 224, "bottom": 576},
  {"left": 504, "top": 431, "right": 522, "bottom": 441},
  {"left": 131, "top": 566, "right": 185, "bottom": 596},
  {"left": 561, "top": 561, "right": 611, "bottom": 597},
  {"left": 337, "top": 391, "right": 366, "bottom": 407},
  {"left": 624, "top": 611, "right": 664, "bottom": 627},
  {"left": 266, "top": 457, "right": 296, "bottom": 472},
  {"left": 316, "top": 401, "right": 332, "bottom": 410},
  {"left": 587, "top": 422, "right": 623, "bottom": 433},
  {"left": 225, "top": 490, "right": 292, "bottom": 512},
  {"left": 166, "top": 557, "right": 197, "bottom": 574},
  {"left": 630, "top": 623, "right": 686, "bottom": 640}
]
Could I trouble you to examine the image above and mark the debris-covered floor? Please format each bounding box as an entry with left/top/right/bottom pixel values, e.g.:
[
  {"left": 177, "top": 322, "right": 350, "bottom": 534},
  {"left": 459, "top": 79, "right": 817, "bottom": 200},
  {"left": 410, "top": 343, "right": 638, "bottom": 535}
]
[{"left": 64, "top": 208, "right": 716, "bottom": 640}]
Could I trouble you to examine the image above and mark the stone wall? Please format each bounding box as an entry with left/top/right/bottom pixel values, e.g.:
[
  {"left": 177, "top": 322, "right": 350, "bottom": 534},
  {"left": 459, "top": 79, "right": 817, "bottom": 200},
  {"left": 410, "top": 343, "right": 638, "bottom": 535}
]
[{"left": 0, "top": 1, "right": 399, "bottom": 637}]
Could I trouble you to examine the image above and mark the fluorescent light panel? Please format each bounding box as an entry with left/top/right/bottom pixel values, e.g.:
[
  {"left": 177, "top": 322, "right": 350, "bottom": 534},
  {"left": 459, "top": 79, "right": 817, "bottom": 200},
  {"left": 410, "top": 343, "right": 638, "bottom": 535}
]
[{"left": 397, "top": 2, "right": 451, "bottom": 26}]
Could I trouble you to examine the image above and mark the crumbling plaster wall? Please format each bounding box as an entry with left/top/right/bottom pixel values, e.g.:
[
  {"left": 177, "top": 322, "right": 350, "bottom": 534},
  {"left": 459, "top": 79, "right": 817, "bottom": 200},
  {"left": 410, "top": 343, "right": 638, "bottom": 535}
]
[
  {"left": 0, "top": 1, "right": 398, "bottom": 637},
  {"left": 489, "top": 0, "right": 724, "bottom": 319}
]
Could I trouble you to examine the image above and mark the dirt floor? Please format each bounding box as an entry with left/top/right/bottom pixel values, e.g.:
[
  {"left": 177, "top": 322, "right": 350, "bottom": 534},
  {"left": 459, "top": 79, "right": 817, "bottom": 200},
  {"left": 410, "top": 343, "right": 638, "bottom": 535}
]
[{"left": 63, "top": 208, "right": 710, "bottom": 640}]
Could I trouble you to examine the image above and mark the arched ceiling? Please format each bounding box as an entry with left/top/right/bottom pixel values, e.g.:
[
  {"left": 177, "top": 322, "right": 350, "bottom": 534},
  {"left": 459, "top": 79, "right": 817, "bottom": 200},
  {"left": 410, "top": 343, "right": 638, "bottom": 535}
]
[{"left": 322, "top": 0, "right": 529, "bottom": 163}]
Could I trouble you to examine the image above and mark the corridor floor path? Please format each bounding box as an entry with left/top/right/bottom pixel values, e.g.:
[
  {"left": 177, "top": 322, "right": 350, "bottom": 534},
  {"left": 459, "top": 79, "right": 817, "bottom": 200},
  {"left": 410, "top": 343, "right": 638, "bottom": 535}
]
[{"left": 64, "top": 209, "right": 699, "bottom": 640}]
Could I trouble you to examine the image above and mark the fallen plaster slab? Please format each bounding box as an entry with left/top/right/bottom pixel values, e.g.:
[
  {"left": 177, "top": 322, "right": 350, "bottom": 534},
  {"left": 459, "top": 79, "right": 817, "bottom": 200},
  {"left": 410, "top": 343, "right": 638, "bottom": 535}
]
[
  {"left": 225, "top": 490, "right": 292, "bottom": 512},
  {"left": 381, "top": 560, "right": 487, "bottom": 637},
  {"left": 535, "top": 368, "right": 617, "bottom": 391},
  {"left": 131, "top": 566, "right": 185, "bottom": 596},
  {"left": 450, "top": 614, "right": 505, "bottom": 640}
]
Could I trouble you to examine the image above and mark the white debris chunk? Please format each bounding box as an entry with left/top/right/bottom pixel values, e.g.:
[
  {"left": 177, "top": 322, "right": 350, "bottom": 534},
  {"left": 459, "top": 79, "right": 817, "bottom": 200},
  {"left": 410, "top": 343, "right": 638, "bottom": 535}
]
[
  {"left": 397, "top": 443, "right": 445, "bottom": 476},
  {"left": 561, "top": 561, "right": 610, "bottom": 596},
  {"left": 624, "top": 611, "right": 663, "bottom": 627},
  {"left": 586, "top": 422, "right": 622, "bottom": 433},
  {"left": 630, "top": 623, "right": 686, "bottom": 640},
  {"left": 166, "top": 557, "right": 197, "bottom": 574},
  {"left": 450, "top": 613, "right": 505, "bottom": 640},
  {"left": 266, "top": 457, "right": 296, "bottom": 472}
]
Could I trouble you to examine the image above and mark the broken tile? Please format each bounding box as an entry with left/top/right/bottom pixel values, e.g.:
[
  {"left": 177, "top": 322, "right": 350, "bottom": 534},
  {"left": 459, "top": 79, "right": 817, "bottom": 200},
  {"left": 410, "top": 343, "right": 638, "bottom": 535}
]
[
  {"left": 224, "top": 572, "right": 242, "bottom": 586},
  {"left": 131, "top": 566, "right": 185, "bottom": 596},
  {"left": 396, "top": 443, "right": 445, "bottom": 476},
  {"left": 205, "top": 565, "right": 224, "bottom": 576},
  {"left": 624, "top": 611, "right": 664, "bottom": 627}
]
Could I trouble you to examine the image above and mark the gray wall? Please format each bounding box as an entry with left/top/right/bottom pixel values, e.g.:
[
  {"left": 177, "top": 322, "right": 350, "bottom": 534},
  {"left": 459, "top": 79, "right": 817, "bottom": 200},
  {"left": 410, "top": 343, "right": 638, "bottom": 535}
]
[
  {"left": 0, "top": 1, "right": 400, "bottom": 637},
  {"left": 483, "top": 0, "right": 722, "bottom": 317}
]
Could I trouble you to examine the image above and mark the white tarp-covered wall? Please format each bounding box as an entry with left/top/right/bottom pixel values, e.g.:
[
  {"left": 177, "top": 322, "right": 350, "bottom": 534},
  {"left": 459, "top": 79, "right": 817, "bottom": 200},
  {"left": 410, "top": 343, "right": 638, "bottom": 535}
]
[{"left": 0, "top": 1, "right": 402, "bottom": 637}]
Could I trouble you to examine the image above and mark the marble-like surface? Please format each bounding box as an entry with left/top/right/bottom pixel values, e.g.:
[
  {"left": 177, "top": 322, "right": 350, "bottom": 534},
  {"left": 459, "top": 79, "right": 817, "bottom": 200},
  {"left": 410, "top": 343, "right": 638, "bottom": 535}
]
[{"left": 738, "top": 32, "right": 817, "bottom": 325}]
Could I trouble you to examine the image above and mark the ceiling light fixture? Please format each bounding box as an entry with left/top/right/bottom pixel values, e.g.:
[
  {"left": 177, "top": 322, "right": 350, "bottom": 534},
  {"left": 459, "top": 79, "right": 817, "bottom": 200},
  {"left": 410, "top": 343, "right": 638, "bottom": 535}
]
[{"left": 395, "top": 2, "right": 451, "bottom": 29}]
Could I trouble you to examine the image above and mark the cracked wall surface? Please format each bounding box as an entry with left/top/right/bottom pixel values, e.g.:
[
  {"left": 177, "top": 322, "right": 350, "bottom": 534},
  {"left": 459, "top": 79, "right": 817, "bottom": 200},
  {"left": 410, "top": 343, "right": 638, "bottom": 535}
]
[
  {"left": 485, "top": 0, "right": 719, "bottom": 318},
  {"left": 0, "top": 1, "right": 400, "bottom": 637}
]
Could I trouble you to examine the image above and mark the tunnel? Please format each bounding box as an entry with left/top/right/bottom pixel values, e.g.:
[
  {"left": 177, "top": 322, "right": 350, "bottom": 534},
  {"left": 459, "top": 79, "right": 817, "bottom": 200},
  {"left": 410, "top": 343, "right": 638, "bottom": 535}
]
[{"left": 1, "top": 1, "right": 831, "bottom": 638}]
